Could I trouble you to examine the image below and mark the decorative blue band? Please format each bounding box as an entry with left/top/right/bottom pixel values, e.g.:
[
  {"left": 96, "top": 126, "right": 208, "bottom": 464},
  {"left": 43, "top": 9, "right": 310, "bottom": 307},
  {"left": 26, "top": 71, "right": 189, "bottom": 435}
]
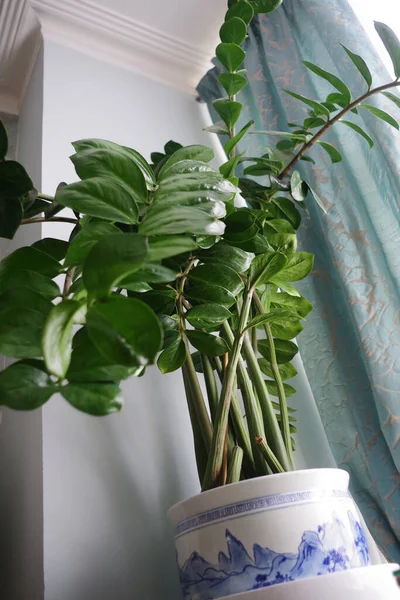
[{"left": 175, "top": 488, "right": 351, "bottom": 537}]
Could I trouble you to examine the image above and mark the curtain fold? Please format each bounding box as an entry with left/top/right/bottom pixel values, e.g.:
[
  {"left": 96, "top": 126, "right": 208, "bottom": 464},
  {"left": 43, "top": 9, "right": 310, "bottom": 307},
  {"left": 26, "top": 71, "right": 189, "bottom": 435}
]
[{"left": 198, "top": 0, "right": 400, "bottom": 561}]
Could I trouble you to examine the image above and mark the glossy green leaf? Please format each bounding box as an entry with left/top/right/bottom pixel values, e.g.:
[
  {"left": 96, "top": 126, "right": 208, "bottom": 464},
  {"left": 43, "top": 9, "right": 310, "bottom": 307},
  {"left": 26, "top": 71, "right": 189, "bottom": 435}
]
[
  {"left": 56, "top": 177, "right": 139, "bottom": 223},
  {"left": 139, "top": 206, "right": 225, "bottom": 237},
  {"left": 219, "top": 72, "right": 248, "bottom": 97},
  {"left": 258, "top": 357, "right": 298, "bottom": 380},
  {"left": 318, "top": 141, "right": 343, "bottom": 163},
  {"left": 87, "top": 295, "right": 162, "bottom": 366},
  {"left": 0, "top": 161, "right": 33, "bottom": 197},
  {"left": 157, "top": 338, "right": 186, "bottom": 374},
  {"left": 382, "top": 91, "right": 400, "bottom": 109},
  {"left": 224, "top": 209, "right": 258, "bottom": 243},
  {"left": 159, "top": 145, "right": 214, "bottom": 178},
  {"left": 0, "top": 246, "right": 61, "bottom": 280},
  {"left": 147, "top": 236, "right": 198, "bottom": 262},
  {"left": 263, "top": 219, "right": 295, "bottom": 235},
  {"left": 306, "top": 184, "right": 327, "bottom": 213},
  {"left": 249, "top": 0, "right": 282, "bottom": 13},
  {"left": 290, "top": 171, "right": 308, "bottom": 201},
  {"left": 42, "top": 300, "right": 83, "bottom": 378},
  {"left": 0, "top": 269, "right": 59, "bottom": 299},
  {"left": 220, "top": 153, "right": 244, "bottom": 179},
  {"left": 270, "top": 318, "right": 303, "bottom": 340},
  {"left": 272, "top": 197, "right": 301, "bottom": 229},
  {"left": 264, "top": 379, "right": 297, "bottom": 397},
  {"left": 303, "top": 61, "right": 351, "bottom": 103},
  {"left": 0, "top": 197, "right": 23, "bottom": 239},
  {"left": 185, "top": 304, "right": 232, "bottom": 329},
  {"left": 244, "top": 308, "right": 290, "bottom": 331},
  {"left": 270, "top": 291, "right": 313, "bottom": 318},
  {"left": 360, "top": 104, "right": 399, "bottom": 130},
  {"left": 83, "top": 233, "right": 147, "bottom": 297},
  {"left": 200, "top": 242, "right": 254, "bottom": 273},
  {"left": 164, "top": 140, "right": 183, "bottom": 155},
  {"left": 158, "top": 314, "right": 179, "bottom": 349},
  {"left": 339, "top": 120, "right": 374, "bottom": 148},
  {"left": 230, "top": 232, "right": 271, "bottom": 255},
  {"left": 62, "top": 382, "right": 123, "bottom": 416},
  {"left": 271, "top": 252, "right": 314, "bottom": 282},
  {"left": 71, "top": 149, "right": 148, "bottom": 203},
  {"left": 0, "top": 287, "right": 52, "bottom": 316},
  {"left": 303, "top": 117, "right": 326, "bottom": 130},
  {"left": 31, "top": 238, "right": 68, "bottom": 262},
  {"left": 216, "top": 43, "right": 246, "bottom": 72},
  {"left": 0, "top": 361, "right": 55, "bottom": 410},
  {"left": 186, "top": 283, "right": 236, "bottom": 308},
  {"left": 219, "top": 16, "right": 247, "bottom": 45},
  {"left": 213, "top": 99, "right": 242, "bottom": 129},
  {"left": 340, "top": 45, "right": 372, "bottom": 88},
  {"left": 258, "top": 338, "right": 298, "bottom": 363},
  {"left": 72, "top": 138, "right": 155, "bottom": 188},
  {"left": 163, "top": 160, "right": 215, "bottom": 177},
  {"left": 283, "top": 90, "right": 330, "bottom": 118},
  {"left": 225, "top": 1, "right": 254, "bottom": 24},
  {"left": 243, "top": 159, "right": 283, "bottom": 177},
  {"left": 131, "top": 290, "right": 175, "bottom": 315},
  {"left": 250, "top": 251, "right": 287, "bottom": 286},
  {"left": 186, "top": 330, "right": 230, "bottom": 356},
  {"left": 0, "top": 120, "right": 8, "bottom": 160},
  {"left": 149, "top": 194, "right": 226, "bottom": 218},
  {"left": 374, "top": 21, "right": 400, "bottom": 78},
  {"left": 123, "top": 264, "right": 178, "bottom": 287},
  {"left": 204, "top": 121, "right": 230, "bottom": 135},
  {"left": 64, "top": 222, "right": 121, "bottom": 267},
  {"left": 0, "top": 307, "right": 46, "bottom": 357},
  {"left": 190, "top": 263, "right": 244, "bottom": 295}
]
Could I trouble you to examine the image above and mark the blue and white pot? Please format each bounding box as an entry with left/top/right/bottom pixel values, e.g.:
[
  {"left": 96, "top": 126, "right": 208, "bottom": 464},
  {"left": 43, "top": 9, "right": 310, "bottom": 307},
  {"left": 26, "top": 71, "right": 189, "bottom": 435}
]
[{"left": 168, "top": 469, "right": 371, "bottom": 600}]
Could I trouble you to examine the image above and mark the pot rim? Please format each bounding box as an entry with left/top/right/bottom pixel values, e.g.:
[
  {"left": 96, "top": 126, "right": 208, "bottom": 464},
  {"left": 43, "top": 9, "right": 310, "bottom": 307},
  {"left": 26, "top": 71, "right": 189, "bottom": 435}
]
[{"left": 168, "top": 467, "right": 348, "bottom": 523}]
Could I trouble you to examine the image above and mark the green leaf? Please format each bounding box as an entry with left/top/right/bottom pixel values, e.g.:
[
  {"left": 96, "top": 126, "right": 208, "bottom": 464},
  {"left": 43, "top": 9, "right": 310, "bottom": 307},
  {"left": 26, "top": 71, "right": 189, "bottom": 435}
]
[
  {"left": 306, "top": 184, "right": 327, "bottom": 213},
  {"left": 162, "top": 160, "right": 215, "bottom": 177},
  {"left": 244, "top": 308, "right": 290, "bottom": 331},
  {"left": 283, "top": 90, "right": 330, "bottom": 118},
  {"left": 374, "top": 21, "right": 400, "bottom": 78},
  {"left": 382, "top": 91, "right": 400, "bottom": 109},
  {"left": 303, "top": 117, "right": 326, "bottom": 130},
  {"left": 250, "top": 251, "right": 287, "bottom": 286},
  {"left": 317, "top": 141, "right": 343, "bottom": 163},
  {"left": 360, "top": 104, "right": 399, "bottom": 130},
  {"left": 0, "top": 120, "right": 8, "bottom": 160},
  {"left": 204, "top": 121, "right": 230, "bottom": 135},
  {"left": 87, "top": 295, "right": 162, "bottom": 366},
  {"left": 258, "top": 338, "right": 298, "bottom": 363},
  {"left": 56, "top": 177, "right": 139, "bottom": 223},
  {"left": 219, "top": 17, "right": 247, "bottom": 45},
  {"left": 213, "top": 99, "right": 242, "bottom": 129},
  {"left": 0, "top": 269, "right": 59, "bottom": 299},
  {"left": 0, "top": 287, "right": 52, "bottom": 316},
  {"left": 258, "top": 357, "right": 298, "bottom": 380},
  {"left": 272, "top": 197, "right": 301, "bottom": 229},
  {"left": 71, "top": 149, "right": 148, "bottom": 203},
  {"left": 157, "top": 338, "right": 186, "bottom": 374},
  {"left": 185, "top": 304, "right": 232, "bottom": 329},
  {"left": 339, "top": 120, "right": 374, "bottom": 148},
  {"left": 270, "top": 318, "right": 303, "bottom": 340},
  {"left": 186, "top": 330, "right": 230, "bottom": 356},
  {"left": 243, "top": 159, "right": 283, "bottom": 177},
  {"left": 219, "top": 72, "right": 248, "bottom": 97},
  {"left": 190, "top": 263, "right": 244, "bottom": 295},
  {"left": 64, "top": 222, "right": 121, "bottom": 267},
  {"left": 0, "top": 246, "right": 61, "bottom": 279},
  {"left": 131, "top": 290, "right": 175, "bottom": 315},
  {"left": 199, "top": 242, "right": 254, "bottom": 272},
  {"left": 72, "top": 138, "right": 155, "bottom": 188},
  {"left": 159, "top": 145, "right": 214, "bottom": 178},
  {"left": 216, "top": 43, "right": 246, "bottom": 72},
  {"left": 0, "top": 197, "right": 23, "bottom": 239},
  {"left": 224, "top": 209, "right": 258, "bottom": 243},
  {"left": 186, "top": 283, "right": 236, "bottom": 308},
  {"left": 264, "top": 379, "right": 296, "bottom": 397},
  {"left": 67, "top": 328, "right": 137, "bottom": 382},
  {"left": 42, "top": 300, "right": 84, "bottom": 379},
  {"left": 0, "top": 361, "right": 55, "bottom": 410},
  {"left": 270, "top": 291, "right": 313, "bottom": 318},
  {"left": 271, "top": 252, "right": 314, "bottom": 282},
  {"left": 164, "top": 140, "right": 183, "bottom": 155},
  {"left": 303, "top": 61, "right": 351, "bottom": 103},
  {"left": 226, "top": 1, "right": 254, "bottom": 24},
  {"left": 290, "top": 171, "right": 308, "bottom": 201},
  {"left": 249, "top": 0, "right": 282, "bottom": 13},
  {"left": 340, "top": 45, "right": 372, "bottom": 89},
  {"left": 83, "top": 233, "right": 148, "bottom": 297},
  {"left": 121, "top": 264, "right": 178, "bottom": 287},
  {"left": 250, "top": 130, "right": 308, "bottom": 142},
  {"left": 0, "top": 161, "right": 33, "bottom": 197},
  {"left": 220, "top": 153, "right": 244, "bottom": 179},
  {"left": 32, "top": 238, "right": 69, "bottom": 261},
  {"left": 147, "top": 236, "right": 198, "bottom": 262},
  {"left": 62, "top": 382, "right": 123, "bottom": 416},
  {"left": 0, "top": 307, "right": 46, "bottom": 358},
  {"left": 139, "top": 206, "right": 225, "bottom": 237}
]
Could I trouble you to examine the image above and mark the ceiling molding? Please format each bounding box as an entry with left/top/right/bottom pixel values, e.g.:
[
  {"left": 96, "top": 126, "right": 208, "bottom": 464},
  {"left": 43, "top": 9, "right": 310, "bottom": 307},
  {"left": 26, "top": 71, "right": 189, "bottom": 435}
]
[{"left": 30, "top": 0, "right": 214, "bottom": 94}]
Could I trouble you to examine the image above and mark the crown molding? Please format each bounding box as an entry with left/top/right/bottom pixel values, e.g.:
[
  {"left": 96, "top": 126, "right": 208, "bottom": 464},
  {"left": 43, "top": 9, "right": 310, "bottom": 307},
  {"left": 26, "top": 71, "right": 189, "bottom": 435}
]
[{"left": 30, "top": 0, "right": 214, "bottom": 95}]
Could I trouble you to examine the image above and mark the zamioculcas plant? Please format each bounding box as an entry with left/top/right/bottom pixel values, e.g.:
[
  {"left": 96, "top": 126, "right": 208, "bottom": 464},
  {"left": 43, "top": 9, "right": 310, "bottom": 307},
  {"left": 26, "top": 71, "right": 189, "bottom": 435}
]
[{"left": 0, "top": 0, "right": 399, "bottom": 493}]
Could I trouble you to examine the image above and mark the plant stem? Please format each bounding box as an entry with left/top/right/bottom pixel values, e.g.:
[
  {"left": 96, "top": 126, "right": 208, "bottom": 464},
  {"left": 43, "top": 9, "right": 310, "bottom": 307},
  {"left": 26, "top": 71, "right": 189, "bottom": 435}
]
[
  {"left": 279, "top": 80, "right": 400, "bottom": 178},
  {"left": 63, "top": 267, "right": 76, "bottom": 296},
  {"left": 202, "top": 287, "right": 253, "bottom": 490},
  {"left": 253, "top": 292, "right": 294, "bottom": 467},
  {"left": 256, "top": 437, "right": 285, "bottom": 473},
  {"left": 201, "top": 355, "right": 219, "bottom": 422},
  {"left": 21, "top": 216, "right": 79, "bottom": 225},
  {"left": 227, "top": 446, "right": 244, "bottom": 484},
  {"left": 182, "top": 365, "right": 208, "bottom": 483},
  {"left": 37, "top": 193, "right": 55, "bottom": 202}
]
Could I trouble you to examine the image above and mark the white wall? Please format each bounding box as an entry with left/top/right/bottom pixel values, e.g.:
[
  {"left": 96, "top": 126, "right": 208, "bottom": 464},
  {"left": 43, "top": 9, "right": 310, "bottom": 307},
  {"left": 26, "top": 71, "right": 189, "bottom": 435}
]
[
  {"left": 40, "top": 40, "right": 221, "bottom": 600},
  {"left": 0, "top": 48, "right": 44, "bottom": 600}
]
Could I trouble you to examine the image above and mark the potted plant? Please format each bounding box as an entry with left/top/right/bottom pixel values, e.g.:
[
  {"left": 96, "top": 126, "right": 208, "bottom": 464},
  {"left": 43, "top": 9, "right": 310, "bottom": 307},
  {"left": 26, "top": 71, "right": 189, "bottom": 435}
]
[{"left": 0, "top": 1, "right": 399, "bottom": 598}]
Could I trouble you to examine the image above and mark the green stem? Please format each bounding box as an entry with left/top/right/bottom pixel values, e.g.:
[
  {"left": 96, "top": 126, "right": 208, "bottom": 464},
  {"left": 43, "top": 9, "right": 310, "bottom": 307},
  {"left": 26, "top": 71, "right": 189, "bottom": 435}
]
[
  {"left": 21, "top": 216, "right": 78, "bottom": 225},
  {"left": 202, "top": 287, "right": 253, "bottom": 490},
  {"left": 227, "top": 446, "right": 244, "bottom": 484},
  {"left": 182, "top": 365, "right": 208, "bottom": 483},
  {"left": 256, "top": 436, "right": 285, "bottom": 473},
  {"left": 37, "top": 193, "right": 55, "bottom": 202},
  {"left": 279, "top": 79, "right": 400, "bottom": 179}
]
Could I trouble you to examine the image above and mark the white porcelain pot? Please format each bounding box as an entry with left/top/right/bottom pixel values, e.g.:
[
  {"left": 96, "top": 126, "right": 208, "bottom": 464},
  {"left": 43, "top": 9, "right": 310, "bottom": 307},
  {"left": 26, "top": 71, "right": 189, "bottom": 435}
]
[
  {"left": 218, "top": 564, "right": 400, "bottom": 600},
  {"left": 168, "top": 469, "right": 370, "bottom": 600}
]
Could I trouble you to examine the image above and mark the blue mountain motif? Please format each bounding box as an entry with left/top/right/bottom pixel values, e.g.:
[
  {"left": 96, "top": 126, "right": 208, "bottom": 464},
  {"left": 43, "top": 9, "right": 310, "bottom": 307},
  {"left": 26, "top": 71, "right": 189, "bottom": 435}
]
[{"left": 178, "top": 510, "right": 369, "bottom": 600}]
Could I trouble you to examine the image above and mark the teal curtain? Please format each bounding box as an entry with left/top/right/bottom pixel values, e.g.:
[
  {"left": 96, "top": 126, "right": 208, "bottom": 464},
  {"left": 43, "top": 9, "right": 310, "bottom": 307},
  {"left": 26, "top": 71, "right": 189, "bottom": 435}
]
[{"left": 198, "top": 0, "right": 400, "bottom": 561}]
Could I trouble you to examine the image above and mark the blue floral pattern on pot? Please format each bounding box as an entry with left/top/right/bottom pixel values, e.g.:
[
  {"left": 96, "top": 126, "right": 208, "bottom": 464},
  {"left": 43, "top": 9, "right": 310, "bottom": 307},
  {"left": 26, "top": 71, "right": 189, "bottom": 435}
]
[{"left": 179, "top": 511, "right": 369, "bottom": 600}]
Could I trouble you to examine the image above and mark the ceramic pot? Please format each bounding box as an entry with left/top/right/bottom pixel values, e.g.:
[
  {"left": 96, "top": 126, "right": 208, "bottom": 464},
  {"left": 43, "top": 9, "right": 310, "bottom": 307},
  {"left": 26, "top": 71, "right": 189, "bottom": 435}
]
[
  {"left": 168, "top": 468, "right": 370, "bottom": 600},
  {"left": 217, "top": 564, "right": 400, "bottom": 600}
]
